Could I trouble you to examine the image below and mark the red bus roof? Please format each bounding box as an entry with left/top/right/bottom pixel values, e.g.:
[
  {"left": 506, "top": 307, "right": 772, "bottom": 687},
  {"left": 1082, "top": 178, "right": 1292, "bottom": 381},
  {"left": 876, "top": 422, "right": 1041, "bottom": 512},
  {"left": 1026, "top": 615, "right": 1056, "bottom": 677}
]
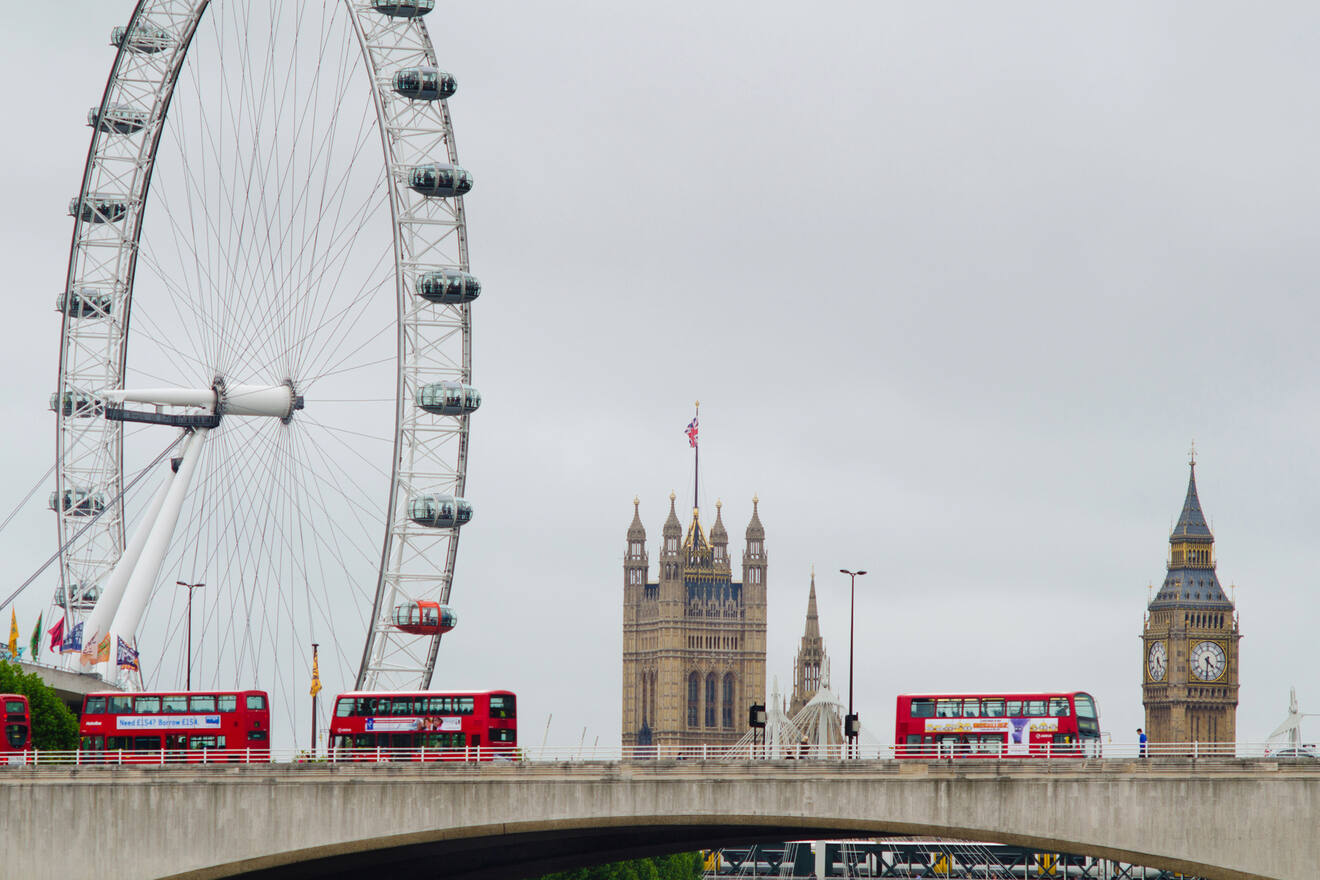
[
  {"left": 333, "top": 689, "right": 513, "bottom": 698},
  {"left": 897, "top": 691, "right": 1092, "bottom": 698},
  {"left": 81, "top": 690, "right": 269, "bottom": 698}
]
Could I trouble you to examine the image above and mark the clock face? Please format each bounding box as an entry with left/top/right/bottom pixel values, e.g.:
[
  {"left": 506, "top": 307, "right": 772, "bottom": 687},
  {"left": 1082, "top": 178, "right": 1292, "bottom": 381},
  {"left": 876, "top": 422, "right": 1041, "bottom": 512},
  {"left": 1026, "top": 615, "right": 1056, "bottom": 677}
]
[
  {"left": 1147, "top": 641, "right": 1167, "bottom": 682},
  {"left": 1190, "top": 640, "right": 1227, "bottom": 681}
]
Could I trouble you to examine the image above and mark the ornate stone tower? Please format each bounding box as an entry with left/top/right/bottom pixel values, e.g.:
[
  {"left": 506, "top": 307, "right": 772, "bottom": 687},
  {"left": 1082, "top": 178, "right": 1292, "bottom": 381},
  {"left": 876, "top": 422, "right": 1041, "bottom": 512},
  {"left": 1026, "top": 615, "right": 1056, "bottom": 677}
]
[
  {"left": 789, "top": 570, "right": 829, "bottom": 716},
  {"left": 622, "top": 495, "right": 767, "bottom": 747},
  {"left": 1142, "top": 455, "right": 1241, "bottom": 744}
]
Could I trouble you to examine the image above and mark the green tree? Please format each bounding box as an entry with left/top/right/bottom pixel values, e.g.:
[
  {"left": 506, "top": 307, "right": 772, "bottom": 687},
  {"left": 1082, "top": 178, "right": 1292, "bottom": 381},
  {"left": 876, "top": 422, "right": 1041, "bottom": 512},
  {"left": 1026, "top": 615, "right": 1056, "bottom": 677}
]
[
  {"left": 0, "top": 660, "right": 79, "bottom": 750},
  {"left": 537, "top": 852, "right": 704, "bottom": 880}
]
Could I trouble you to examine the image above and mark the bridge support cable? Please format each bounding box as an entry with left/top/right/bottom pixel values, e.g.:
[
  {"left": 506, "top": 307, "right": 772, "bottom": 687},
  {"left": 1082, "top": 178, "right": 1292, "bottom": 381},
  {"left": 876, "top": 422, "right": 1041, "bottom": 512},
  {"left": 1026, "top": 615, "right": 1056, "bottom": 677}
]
[{"left": 0, "top": 432, "right": 187, "bottom": 615}]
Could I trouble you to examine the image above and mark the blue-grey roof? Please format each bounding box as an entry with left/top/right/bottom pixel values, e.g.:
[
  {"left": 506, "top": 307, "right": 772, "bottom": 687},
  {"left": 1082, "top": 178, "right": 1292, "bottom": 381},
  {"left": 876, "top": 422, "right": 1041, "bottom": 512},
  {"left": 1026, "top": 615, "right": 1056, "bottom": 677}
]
[
  {"left": 1170, "top": 463, "right": 1213, "bottom": 543},
  {"left": 1149, "top": 567, "right": 1233, "bottom": 608}
]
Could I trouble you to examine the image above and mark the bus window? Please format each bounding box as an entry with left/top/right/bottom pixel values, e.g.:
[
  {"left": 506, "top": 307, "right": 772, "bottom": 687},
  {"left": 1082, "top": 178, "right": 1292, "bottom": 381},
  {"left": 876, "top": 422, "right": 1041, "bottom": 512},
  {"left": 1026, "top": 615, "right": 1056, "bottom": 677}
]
[
  {"left": 357, "top": 698, "right": 378, "bottom": 715},
  {"left": 334, "top": 699, "right": 353, "bottom": 717},
  {"left": 165, "top": 734, "right": 188, "bottom": 750},
  {"left": 1026, "top": 700, "right": 1046, "bottom": 716},
  {"left": 133, "top": 736, "right": 162, "bottom": 750},
  {"left": 490, "top": 695, "right": 516, "bottom": 719},
  {"left": 162, "top": 695, "right": 188, "bottom": 713},
  {"left": 909, "top": 699, "right": 935, "bottom": 718},
  {"left": 134, "top": 696, "right": 161, "bottom": 713},
  {"left": 905, "top": 734, "right": 922, "bottom": 745},
  {"left": 982, "top": 699, "right": 1005, "bottom": 717},
  {"left": 218, "top": 695, "right": 237, "bottom": 712},
  {"left": 1049, "top": 697, "right": 1070, "bottom": 717},
  {"left": 189, "top": 695, "right": 216, "bottom": 712},
  {"left": 459, "top": 697, "right": 475, "bottom": 715},
  {"left": 5, "top": 699, "right": 27, "bottom": 715},
  {"left": 935, "top": 699, "right": 960, "bottom": 718},
  {"left": 81, "top": 736, "right": 103, "bottom": 750},
  {"left": 1006, "top": 700, "right": 1023, "bottom": 717},
  {"left": 1075, "top": 694, "right": 1097, "bottom": 719},
  {"left": 353, "top": 734, "right": 376, "bottom": 748},
  {"left": 190, "top": 736, "right": 220, "bottom": 749},
  {"left": 333, "top": 735, "right": 354, "bottom": 749},
  {"left": 108, "top": 696, "right": 133, "bottom": 713},
  {"left": 105, "top": 736, "right": 132, "bottom": 750},
  {"left": 84, "top": 697, "right": 107, "bottom": 715},
  {"left": 963, "top": 699, "right": 980, "bottom": 718},
  {"left": 6, "top": 724, "right": 26, "bottom": 748},
  {"left": 489, "top": 728, "right": 516, "bottom": 743},
  {"left": 246, "top": 694, "right": 266, "bottom": 711}
]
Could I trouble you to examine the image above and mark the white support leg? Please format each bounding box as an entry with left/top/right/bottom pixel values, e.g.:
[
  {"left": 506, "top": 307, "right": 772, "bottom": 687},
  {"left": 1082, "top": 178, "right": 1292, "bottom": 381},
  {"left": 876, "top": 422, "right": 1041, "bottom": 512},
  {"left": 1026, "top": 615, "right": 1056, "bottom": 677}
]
[
  {"left": 105, "top": 428, "right": 209, "bottom": 689},
  {"left": 80, "top": 470, "right": 176, "bottom": 670}
]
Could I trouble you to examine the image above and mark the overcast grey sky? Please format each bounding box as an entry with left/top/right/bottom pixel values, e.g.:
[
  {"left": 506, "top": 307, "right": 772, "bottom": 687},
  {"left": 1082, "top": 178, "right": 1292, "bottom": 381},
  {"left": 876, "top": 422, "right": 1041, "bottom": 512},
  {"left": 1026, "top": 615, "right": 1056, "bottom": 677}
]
[{"left": 3, "top": 2, "right": 1319, "bottom": 749}]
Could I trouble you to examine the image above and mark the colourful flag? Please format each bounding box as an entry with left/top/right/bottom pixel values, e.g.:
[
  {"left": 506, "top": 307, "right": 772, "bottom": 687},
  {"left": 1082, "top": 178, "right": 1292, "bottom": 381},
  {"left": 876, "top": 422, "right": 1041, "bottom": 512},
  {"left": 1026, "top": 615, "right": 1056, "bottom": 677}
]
[
  {"left": 46, "top": 617, "right": 65, "bottom": 652},
  {"left": 29, "top": 614, "right": 41, "bottom": 659},
  {"left": 60, "top": 622, "right": 83, "bottom": 654},
  {"left": 95, "top": 633, "right": 111, "bottom": 664},
  {"left": 115, "top": 638, "right": 139, "bottom": 671},
  {"left": 310, "top": 651, "right": 322, "bottom": 697},
  {"left": 6, "top": 610, "right": 17, "bottom": 657},
  {"left": 685, "top": 417, "right": 699, "bottom": 448}
]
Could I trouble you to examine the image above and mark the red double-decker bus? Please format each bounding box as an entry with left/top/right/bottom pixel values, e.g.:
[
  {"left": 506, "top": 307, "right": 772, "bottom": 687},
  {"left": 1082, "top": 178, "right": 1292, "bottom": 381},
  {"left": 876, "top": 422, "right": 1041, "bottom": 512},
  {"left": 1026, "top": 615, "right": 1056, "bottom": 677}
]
[
  {"left": 895, "top": 691, "right": 1100, "bottom": 758},
  {"left": 2, "top": 694, "right": 30, "bottom": 759},
  {"left": 330, "top": 689, "right": 516, "bottom": 760},
  {"left": 78, "top": 690, "right": 271, "bottom": 760}
]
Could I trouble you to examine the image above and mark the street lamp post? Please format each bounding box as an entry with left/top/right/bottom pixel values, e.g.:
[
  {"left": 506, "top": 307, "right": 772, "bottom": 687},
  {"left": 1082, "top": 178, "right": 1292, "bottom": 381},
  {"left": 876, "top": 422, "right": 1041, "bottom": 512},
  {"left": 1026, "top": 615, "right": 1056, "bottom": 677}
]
[
  {"left": 175, "top": 580, "right": 204, "bottom": 690},
  {"left": 839, "top": 568, "right": 866, "bottom": 755}
]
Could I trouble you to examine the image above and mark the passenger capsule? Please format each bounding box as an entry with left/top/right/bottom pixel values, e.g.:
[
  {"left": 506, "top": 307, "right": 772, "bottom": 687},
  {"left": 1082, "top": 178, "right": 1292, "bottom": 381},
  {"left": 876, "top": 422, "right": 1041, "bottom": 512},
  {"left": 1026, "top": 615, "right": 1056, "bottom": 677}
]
[
  {"left": 372, "top": 0, "right": 435, "bottom": 17},
  {"left": 50, "top": 391, "right": 104, "bottom": 418},
  {"left": 416, "top": 382, "right": 481, "bottom": 415},
  {"left": 416, "top": 270, "right": 480, "bottom": 304},
  {"left": 53, "top": 582, "right": 102, "bottom": 612},
  {"left": 407, "top": 164, "right": 473, "bottom": 198},
  {"left": 69, "top": 197, "right": 128, "bottom": 224},
  {"left": 391, "top": 601, "right": 457, "bottom": 635},
  {"left": 392, "top": 67, "right": 457, "bottom": 101},
  {"left": 407, "top": 494, "right": 473, "bottom": 528},
  {"left": 110, "top": 24, "right": 174, "bottom": 54},
  {"left": 56, "top": 289, "right": 113, "bottom": 319},
  {"left": 49, "top": 489, "right": 107, "bottom": 516},
  {"left": 87, "top": 104, "right": 148, "bottom": 135}
]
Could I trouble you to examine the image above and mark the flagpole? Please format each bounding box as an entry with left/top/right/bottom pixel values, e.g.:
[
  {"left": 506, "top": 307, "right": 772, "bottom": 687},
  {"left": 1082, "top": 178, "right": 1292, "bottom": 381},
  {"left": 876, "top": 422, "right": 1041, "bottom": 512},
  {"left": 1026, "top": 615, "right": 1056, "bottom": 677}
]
[
  {"left": 692, "top": 400, "right": 699, "bottom": 511},
  {"left": 311, "top": 642, "right": 319, "bottom": 754}
]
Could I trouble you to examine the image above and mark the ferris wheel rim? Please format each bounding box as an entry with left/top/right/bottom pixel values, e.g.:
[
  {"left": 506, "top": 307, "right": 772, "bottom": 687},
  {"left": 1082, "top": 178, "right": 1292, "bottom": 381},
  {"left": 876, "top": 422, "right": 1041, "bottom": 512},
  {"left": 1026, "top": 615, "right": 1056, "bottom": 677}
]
[{"left": 53, "top": 0, "right": 476, "bottom": 700}]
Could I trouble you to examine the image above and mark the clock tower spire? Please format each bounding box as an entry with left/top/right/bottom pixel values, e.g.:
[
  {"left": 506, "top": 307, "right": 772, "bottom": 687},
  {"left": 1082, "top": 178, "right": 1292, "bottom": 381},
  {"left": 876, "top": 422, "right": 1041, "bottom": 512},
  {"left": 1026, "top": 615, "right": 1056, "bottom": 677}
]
[{"left": 1141, "top": 453, "right": 1241, "bottom": 746}]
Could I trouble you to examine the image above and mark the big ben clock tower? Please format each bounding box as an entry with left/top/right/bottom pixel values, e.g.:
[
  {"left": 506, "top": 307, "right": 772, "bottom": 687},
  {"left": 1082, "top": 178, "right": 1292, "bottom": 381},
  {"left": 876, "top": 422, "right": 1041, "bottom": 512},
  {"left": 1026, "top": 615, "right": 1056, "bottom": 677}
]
[{"left": 1142, "top": 451, "right": 1241, "bottom": 745}]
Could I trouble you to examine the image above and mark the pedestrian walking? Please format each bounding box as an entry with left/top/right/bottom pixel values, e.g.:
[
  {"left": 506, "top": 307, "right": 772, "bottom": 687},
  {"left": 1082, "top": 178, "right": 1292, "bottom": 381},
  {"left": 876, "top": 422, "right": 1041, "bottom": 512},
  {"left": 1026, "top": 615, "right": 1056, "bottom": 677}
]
[{"left": 1137, "top": 728, "right": 1147, "bottom": 757}]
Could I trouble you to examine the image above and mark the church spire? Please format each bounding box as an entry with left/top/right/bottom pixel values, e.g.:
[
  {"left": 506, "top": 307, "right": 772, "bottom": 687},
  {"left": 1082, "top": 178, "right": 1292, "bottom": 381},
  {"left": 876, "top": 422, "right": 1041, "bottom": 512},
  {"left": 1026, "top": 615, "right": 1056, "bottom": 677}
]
[
  {"left": 1171, "top": 452, "right": 1212, "bottom": 542},
  {"left": 804, "top": 568, "right": 821, "bottom": 641},
  {"left": 1150, "top": 453, "right": 1231, "bottom": 609}
]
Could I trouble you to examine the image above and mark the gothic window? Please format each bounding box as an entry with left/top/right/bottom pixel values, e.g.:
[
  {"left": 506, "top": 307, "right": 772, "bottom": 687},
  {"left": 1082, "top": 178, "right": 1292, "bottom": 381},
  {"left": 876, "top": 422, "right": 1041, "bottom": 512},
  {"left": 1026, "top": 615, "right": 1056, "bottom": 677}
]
[
  {"left": 722, "top": 673, "right": 735, "bottom": 728},
  {"left": 687, "top": 673, "right": 699, "bottom": 727},
  {"left": 705, "top": 674, "right": 717, "bottom": 727}
]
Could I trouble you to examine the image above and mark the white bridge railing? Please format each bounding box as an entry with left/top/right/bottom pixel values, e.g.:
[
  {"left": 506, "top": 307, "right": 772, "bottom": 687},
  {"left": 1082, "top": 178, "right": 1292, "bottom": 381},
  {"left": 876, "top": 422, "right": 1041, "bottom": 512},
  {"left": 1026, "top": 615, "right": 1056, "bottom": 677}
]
[{"left": 0, "top": 742, "right": 1313, "bottom": 767}]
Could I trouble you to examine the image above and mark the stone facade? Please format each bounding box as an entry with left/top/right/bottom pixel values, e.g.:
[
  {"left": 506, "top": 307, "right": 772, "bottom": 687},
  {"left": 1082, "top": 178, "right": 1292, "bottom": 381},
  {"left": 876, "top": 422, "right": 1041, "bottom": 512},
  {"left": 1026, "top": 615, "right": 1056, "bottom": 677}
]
[
  {"left": 1141, "top": 458, "right": 1241, "bottom": 744},
  {"left": 622, "top": 494, "right": 767, "bottom": 747}
]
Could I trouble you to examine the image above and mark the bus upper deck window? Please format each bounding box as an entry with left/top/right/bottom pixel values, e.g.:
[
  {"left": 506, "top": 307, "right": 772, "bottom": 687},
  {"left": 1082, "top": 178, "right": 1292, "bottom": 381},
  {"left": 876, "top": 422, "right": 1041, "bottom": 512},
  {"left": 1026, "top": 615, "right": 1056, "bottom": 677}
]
[
  {"left": 1006, "top": 700, "right": 1023, "bottom": 717},
  {"left": 962, "top": 700, "right": 980, "bottom": 717},
  {"left": 189, "top": 695, "right": 216, "bottom": 712},
  {"left": 218, "top": 695, "right": 237, "bottom": 712},
  {"left": 982, "top": 699, "right": 1005, "bottom": 717},
  {"left": 246, "top": 695, "right": 266, "bottom": 711},
  {"left": 1026, "top": 700, "right": 1046, "bottom": 716},
  {"left": 1074, "top": 694, "right": 1098, "bottom": 719},
  {"left": 134, "top": 696, "right": 161, "bottom": 713},
  {"left": 335, "top": 699, "right": 353, "bottom": 717},
  {"left": 5, "top": 699, "right": 26, "bottom": 715},
  {"left": 909, "top": 699, "right": 934, "bottom": 718},
  {"left": 162, "top": 695, "right": 187, "bottom": 713},
  {"left": 1049, "top": 697, "right": 1070, "bottom": 717},
  {"left": 84, "top": 697, "right": 106, "bottom": 714},
  {"left": 935, "top": 699, "right": 960, "bottom": 718}
]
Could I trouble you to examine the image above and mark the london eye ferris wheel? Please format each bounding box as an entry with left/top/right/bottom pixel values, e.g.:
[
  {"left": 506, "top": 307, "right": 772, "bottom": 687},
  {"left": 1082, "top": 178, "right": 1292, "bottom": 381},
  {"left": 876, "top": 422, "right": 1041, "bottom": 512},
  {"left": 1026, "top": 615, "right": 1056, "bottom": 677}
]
[{"left": 52, "top": 0, "right": 478, "bottom": 729}]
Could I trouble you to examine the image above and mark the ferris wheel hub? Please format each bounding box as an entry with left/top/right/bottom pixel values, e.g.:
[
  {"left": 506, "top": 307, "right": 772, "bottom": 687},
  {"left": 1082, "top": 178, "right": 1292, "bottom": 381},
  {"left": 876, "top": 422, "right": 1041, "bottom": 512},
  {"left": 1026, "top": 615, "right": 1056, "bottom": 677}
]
[{"left": 101, "top": 379, "right": 304, "bottom": 422}]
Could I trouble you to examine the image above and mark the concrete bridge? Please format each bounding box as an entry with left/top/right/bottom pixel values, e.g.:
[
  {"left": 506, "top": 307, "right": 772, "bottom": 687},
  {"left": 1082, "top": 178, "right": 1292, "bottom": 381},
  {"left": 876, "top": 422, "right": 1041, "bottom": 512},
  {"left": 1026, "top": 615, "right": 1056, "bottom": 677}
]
[{"left": 5, "top": 758, "right": 1315, "bottom": 880}]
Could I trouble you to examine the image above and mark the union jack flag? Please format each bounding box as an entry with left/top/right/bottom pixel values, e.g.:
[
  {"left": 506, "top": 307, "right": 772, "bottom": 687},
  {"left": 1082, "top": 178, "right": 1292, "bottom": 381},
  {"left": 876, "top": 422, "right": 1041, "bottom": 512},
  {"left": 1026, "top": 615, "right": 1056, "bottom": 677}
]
[{"left": 685, "top": 417, "right": 699, "bottom": 448}]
